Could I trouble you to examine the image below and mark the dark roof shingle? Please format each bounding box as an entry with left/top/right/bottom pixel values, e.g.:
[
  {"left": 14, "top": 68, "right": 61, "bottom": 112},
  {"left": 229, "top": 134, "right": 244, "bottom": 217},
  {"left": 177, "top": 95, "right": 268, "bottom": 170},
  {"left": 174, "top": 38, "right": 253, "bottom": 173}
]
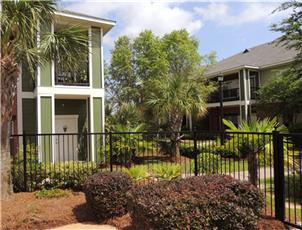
[{"left": 205, "top": 40, "right": 298, "bottom": 76}]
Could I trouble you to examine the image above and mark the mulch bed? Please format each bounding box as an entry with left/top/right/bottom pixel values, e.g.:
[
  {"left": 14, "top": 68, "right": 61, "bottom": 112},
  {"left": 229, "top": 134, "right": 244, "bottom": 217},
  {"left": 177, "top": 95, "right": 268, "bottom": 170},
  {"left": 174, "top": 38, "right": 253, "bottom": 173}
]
[{"left": 1, "top": 192, "right": 289, "bottom": 230}]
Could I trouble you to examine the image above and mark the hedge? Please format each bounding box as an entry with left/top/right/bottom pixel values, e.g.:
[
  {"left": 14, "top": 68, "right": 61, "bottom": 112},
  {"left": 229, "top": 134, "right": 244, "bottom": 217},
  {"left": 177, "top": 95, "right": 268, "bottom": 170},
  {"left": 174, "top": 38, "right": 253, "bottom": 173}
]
[
  {"left": 83, "top": 172, "right": 133, "bottom": 219},
  {"left": 127, "top": 174, "right": 264, "bottom": 230}
]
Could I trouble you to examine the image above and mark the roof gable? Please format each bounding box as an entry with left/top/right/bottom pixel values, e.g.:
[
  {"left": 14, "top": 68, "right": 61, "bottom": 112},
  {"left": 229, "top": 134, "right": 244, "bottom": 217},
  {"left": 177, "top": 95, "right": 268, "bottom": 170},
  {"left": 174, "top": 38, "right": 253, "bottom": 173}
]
[{"left": 205, "top": 40, "right": 298, "bottom": 77}]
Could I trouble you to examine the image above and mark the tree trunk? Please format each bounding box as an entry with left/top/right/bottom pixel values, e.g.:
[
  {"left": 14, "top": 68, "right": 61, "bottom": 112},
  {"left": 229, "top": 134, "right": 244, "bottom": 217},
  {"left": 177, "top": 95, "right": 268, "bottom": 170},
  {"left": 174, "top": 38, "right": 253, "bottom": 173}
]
[
  {"left": 1, "top": 56, "right": 19, "bottom": 198},
  {"left": 168, "top": 111, "right": 183, "bottom": 160},
  {"left": 248, "top": 152, "right": 258, "bottom": 186}
]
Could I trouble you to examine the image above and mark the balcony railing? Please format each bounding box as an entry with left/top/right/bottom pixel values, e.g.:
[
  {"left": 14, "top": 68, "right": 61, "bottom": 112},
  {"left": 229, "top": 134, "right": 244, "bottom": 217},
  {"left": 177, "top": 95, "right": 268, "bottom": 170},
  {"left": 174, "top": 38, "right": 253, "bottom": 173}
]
[
  {"left": 209, "top": 88, "right": 240, "bottom": 103},
  {"left": 55, "top": 61, "right": 89, "bottom": 86}
]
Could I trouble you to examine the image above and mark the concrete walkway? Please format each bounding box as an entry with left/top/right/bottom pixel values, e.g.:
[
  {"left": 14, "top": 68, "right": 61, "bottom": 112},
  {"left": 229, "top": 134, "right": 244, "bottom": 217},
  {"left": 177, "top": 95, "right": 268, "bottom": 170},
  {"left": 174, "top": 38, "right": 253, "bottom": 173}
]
[{"left": 48, "top": 223, "right": 117, "bottom": 230}]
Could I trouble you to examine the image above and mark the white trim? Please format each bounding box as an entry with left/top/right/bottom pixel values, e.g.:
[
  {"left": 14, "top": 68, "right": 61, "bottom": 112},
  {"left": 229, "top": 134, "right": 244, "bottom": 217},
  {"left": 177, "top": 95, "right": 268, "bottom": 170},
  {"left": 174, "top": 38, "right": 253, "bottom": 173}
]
[
  {"left": 37, "top": 96, "right": 41, "bottom": 161},
  {"left": 206, "top": 65, "right": 259, "bottom": 78},
  {"left": 51, "top": 22, "right": 55, "bottom": 87},
  {"left": 100, "top": 28, "right": 104, "bottom": 89},
  {"left": 36, "top": 86, "right": 105, "bottom": 97},
  {"left": 102, "top": 96, "right": 105, "bottom": 133},
  {"left": 54, "top": 11, "right": 116, "bottom": 26},
  {"left": 237, "top": 71, "right": 241, "bottom": 101},
  {"left": 89, "top": 26, "right": 93, "bottom": 89},
  {"left": 21, "top": 92, "right": 35, "bottom": 98},
  {"left": 243, "top": 69, "right": 248, "bottom": 121},
  {"left": 55, "top": 115, "right": 79, "bottom": 120},
  {"left": 247, "top": 70, "right": 251, "bottom": 100},
  {"left": 205, "top": 60, "right": 294, "bottom": 78},
  {"left": 51, "top": 95, "right": 55, "bottom": 162},
  {"left": 207, "top": 100, "right": 243, "bottom": 108},
  {"left": 89, "top": 96, "right": 95, "bottom": 161},
  {"left": 37, "top": 21, "right": 41, "bottom": 87},
  {"left": 17, "top": 65, "right": 23, "bottom": 135}
]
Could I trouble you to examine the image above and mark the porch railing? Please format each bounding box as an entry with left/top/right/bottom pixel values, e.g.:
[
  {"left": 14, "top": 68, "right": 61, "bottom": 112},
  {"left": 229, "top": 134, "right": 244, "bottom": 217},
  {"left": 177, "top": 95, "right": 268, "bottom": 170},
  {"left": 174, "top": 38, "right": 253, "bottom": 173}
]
[
  {"left": 55, "top": 61, "right": 89, "bottom": 86},
  {"left": 209, "top": 88, "right": 240, "bottom": 103}
]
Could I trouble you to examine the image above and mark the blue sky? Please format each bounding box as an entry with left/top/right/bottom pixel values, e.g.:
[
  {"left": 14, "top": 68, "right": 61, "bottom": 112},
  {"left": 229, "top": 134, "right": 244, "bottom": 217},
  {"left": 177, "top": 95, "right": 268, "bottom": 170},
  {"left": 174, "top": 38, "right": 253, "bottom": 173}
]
[{"left": 61, "top": 1, "right": 290, "bottom": 62}]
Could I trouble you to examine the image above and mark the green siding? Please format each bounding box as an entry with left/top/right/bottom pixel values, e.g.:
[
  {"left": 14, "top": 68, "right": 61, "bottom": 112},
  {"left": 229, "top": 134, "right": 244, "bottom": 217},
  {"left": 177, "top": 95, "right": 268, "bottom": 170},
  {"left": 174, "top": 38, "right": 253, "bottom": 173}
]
[
  {"left": 40, "top": 23, "right": 52, "bottom": 87},
  {"left": 260, "top": 64, "right": 290, "bottom": 86},
  {"left": 22, "top": 64, "right": 35, "bottom": 92},
  {"left": 93, "top": 97, "right": 103, "bottom": 132},
  {"left": 22, "top": 99, "right": 36, "bottom": 133},
  {"left": 92, "top": 27, "right": 102, "bottom": 88},
  {"left": 93, "top": 97, "right": 103, "bottom": 162},
  {"left": 41, "top": 97, "right": 52, "bottom": 161},
  {"left": 55, "top": 99, "right": 87, "bottom": 133}
]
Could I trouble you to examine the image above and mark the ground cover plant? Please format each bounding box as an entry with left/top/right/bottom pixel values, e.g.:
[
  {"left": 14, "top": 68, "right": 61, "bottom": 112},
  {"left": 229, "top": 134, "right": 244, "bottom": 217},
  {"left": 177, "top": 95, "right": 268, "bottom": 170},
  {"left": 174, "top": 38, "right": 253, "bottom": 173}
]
[
  {"left": 12, "top": 160, "right": 98, "bottom": 191},
  {"left": 35, "top": 188, "right": 70, "bottom": 199},
  {"left": 128, "top": 174, "right": 265, "bottom": 230}
]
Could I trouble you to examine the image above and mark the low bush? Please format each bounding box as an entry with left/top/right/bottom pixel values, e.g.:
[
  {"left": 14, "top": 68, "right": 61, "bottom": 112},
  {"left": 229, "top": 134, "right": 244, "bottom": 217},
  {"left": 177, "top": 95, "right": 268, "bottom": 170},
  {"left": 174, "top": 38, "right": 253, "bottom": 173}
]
[
  {"left": 128, "top": 174, "right": 264, "bottom": 230},
  {"left": 83, "top": 172, "right": 133, "bottom": 219},
  {"left": 151, "top": 164, "right": 181, "bottom": 181},
  {"left": 35, "top": 188, "right": 70, "bottom": 199},
  {"left": 12, "top": 161, "right": 98, "bottom": 192},
  {"left": 123, "top": 165, "right": 149, "bottom": 182}
]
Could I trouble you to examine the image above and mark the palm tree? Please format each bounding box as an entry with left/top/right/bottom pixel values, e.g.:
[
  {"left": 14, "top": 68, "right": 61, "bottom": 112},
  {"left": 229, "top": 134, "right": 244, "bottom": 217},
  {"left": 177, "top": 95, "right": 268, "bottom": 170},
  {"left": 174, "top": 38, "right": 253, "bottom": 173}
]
[
  {"left": 147, "top": 74, "right": 215, "bottom": 158},
  {"left": 223, "top": 117, "right": 287, "bottom": 185},
  {"left": 1, "top": 0, "right": 88, "bottom": 197}
]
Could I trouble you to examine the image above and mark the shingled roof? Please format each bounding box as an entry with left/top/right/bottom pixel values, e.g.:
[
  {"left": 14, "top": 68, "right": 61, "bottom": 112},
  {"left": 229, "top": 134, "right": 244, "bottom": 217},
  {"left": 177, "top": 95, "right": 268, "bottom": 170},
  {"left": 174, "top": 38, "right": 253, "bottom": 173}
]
[{"left": 205, "top": 40, "right": 298, "bottom": 77}]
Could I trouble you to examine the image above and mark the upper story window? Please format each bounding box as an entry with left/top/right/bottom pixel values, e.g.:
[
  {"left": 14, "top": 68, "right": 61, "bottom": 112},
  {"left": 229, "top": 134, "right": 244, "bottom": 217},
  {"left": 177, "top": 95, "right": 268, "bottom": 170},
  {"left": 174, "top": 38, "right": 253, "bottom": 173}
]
[
  {"left": 209, "top": 73, "right": 240, "bottom": 103},
  {"left": 249, "top": 71, "right": 259, "bottom": 99},
  {"left": 54, "top": 24, "right": 89, "bottom": 86}
]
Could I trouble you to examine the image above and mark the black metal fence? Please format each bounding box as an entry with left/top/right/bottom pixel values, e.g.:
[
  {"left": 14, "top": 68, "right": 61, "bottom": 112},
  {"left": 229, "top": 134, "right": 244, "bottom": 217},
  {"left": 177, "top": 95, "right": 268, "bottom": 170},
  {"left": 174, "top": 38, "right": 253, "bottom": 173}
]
[{"left": 10, "top": 131, "right": 302, "bottom": 228}]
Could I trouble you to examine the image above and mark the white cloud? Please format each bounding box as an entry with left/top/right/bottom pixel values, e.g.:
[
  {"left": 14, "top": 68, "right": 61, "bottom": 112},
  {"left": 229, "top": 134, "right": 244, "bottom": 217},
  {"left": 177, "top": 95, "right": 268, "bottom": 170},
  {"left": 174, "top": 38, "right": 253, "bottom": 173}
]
[
  {"left": 119, "top": 2, "right": 202, "bottom": 37},
  {"left": 64, "top": 1, "right": 202, "bottom": 46},
  {"left": 194, "top": 2, "right": 287, "bottom": 26}
]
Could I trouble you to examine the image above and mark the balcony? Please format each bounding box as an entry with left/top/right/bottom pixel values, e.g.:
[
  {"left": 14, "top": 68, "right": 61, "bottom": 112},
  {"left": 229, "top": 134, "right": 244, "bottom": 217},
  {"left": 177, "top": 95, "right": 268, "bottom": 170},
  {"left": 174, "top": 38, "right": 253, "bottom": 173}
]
[
  {"left": 250, "top": 87, "right": 259, "bottom": 100},
  {"left": 55, "top": 61, "right": 89, "bottom": 86},
  {"left": 209, "top": 88, "right": 240, "bottom": 103}
]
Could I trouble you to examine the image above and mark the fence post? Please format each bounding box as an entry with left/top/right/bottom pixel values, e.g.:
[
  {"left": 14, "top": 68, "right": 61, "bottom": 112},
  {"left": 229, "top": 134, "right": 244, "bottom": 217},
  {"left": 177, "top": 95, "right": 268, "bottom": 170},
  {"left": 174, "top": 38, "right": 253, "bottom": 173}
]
[
  {"left": 22, "top": 132, "right": 27, "bottom": 192},
  {"left": 272, "top": 130, "right": 285, "bottom": 222},
  {"left": 109, "top": 131, "right": 113, "bottom": 172},
  {"left": 193, "top": 129, "right": 198, "bottom": 176}
]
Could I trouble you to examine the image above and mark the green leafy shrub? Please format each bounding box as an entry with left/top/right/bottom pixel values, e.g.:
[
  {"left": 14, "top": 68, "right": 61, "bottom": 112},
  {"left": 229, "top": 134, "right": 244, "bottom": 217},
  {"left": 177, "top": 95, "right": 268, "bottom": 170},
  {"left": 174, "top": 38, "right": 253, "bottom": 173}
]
[
  {"left": 35, "top": 188, "right": 69, "bottom": 199},
  {"left": 289, "top": 123, "right": 302, "bottom": 148},
  {"left": 151, "top": 164, "right": 181, "bottom": 181},
  {"left": 215, "top": 144, "right": 239, "bottom": 158},
  {"left": 196, "top": 152, "right": 221, "bottom": 174},
  {"left": 83, "top": 172, "right": 133, "bottom": 219},
  {"left": 12, "top": 161, "right": 98, "bottom": 192},
  {"left": 123, "top": 165, "right": 149, "bottom": 182},
  {"left": 180, "top": 146, "right": 196, "bottom": 159},
  {"left": 128, "top": 175, "right": 264, "bottom": 230},
  {"left": 285, "top": 172, "right": 302, "bottom": 199}
]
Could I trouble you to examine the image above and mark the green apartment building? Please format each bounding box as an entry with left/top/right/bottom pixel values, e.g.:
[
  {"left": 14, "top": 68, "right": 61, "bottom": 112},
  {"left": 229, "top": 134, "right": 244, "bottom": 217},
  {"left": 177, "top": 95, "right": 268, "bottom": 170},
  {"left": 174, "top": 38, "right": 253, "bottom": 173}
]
[
  {"left": 14, "top": 10, "right": 115, "bottom": 162},
  {"left": 185, "top": 40, "right": 300, "bottom": 131}
]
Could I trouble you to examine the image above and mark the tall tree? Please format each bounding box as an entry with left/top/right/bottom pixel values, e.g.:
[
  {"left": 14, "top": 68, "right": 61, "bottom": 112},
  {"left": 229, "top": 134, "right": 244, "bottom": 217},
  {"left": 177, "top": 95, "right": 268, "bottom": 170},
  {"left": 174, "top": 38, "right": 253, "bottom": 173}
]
[
  {"left": 257, "top": 1, "right": 302, "bottom": 126},
  {"left": 1, "top": 0, "right": 88, "bottom": 197},
  {"left": 272, "top": 1, "right": 302, "bottom": 77},
  {"left": 147, "top": 30, "right": 215, "bottom": 157},
  {"left": 110, "top": 36, "right": 137, "bottom": 105}
]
